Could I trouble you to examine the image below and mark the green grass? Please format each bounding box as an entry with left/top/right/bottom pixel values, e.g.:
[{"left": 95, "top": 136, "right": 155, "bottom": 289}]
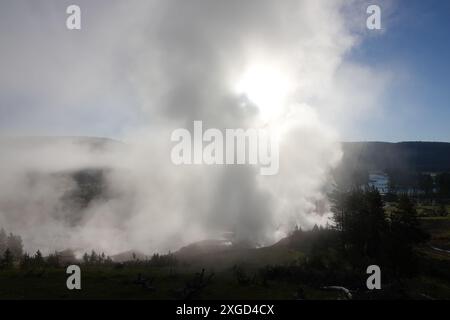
[
  {"left": 419, "top": 216, "right": 450, "bottom": 250},
  {"left": 0, "top": 265, "right": 342, "bottom": 300},
  {"left": 416, "top": 204, "right": 450, "bottom": 217}
]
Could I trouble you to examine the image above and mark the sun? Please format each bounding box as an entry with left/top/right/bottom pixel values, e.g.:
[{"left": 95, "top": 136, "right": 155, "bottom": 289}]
[{"left": 234, "top": 63, "right": 293, "bottom": 121}]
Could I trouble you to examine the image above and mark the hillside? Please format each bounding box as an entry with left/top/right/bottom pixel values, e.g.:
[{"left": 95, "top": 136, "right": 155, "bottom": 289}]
[{"left": 341, "top": 141, "right": 450, "bottom": 173}]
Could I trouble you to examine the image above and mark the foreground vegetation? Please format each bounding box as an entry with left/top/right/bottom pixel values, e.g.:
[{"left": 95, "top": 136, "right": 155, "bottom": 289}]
[{"left": 1, "top": 187, "right": 450, "bottom": 300}]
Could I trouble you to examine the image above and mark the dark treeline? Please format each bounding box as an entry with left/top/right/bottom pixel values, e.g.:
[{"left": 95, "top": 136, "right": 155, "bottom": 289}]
[
  {"left": 336, "top": 142, "right": 450, "bottom": 205},
  {"left": 0, "top": 228, "right": 71, "bottom": 270},
  {"left": 334, "top": 159, "right": 450, "bottom": 205},
  {"left": 0, "top": 228, "right": 178, "bottom": 270},
  {"left": 80, "top": 250, "right": 178, "bottom": 268},
  {"left": 0, "top": 228, "right": 23, "bottom": 268},
  {"left": 258, "top": 187, "right": 433, "bottom": 298},
  {"left": 328, "top": 187, "right": 429, "bottom": 277},
  {"left": 386, "top": 171, "right": 450, "bottom": 199}
]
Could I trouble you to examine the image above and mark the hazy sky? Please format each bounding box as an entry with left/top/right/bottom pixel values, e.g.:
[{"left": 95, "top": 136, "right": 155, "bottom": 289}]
[
  {"left": 0, "top": 0, "right": 449, "bottom": 142},
  {"left": 348, "top": 0, "right": 450, "bottom": 142}
]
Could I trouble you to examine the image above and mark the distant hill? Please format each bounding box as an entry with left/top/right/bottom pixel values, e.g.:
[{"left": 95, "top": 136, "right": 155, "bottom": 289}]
[
  {"left": 0, "top": 136, "right": 125, "bottom": 226},
  {"left": 111, "top": 250, "right": 148, "bottom": 263},
  {"left": 3, "top": 137, "right": 448, "bottom": 173},
  {"left": 0, "top": 135, "right": 124, "bottom": 153},
  {"left": 341, "top": 141, "right": 450, "bottom": 173},
  {"left": 173, "top": 239, "right": 300, "bottom": 270}
]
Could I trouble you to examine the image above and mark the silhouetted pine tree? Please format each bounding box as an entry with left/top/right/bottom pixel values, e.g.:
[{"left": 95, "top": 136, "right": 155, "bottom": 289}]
[
  {"left": 20, "top": 252, "right": 32, "bottom": 269},
  {"left": 386, "top": 194, "right": 429, "bottom": 277},
  {"left": 2, "top": 248, "right": 13, "bottom": 269},
  {"left": 82, "top": 253, "right": 89, "bottom": 265},
  {"left": 6, "top": 232, "right": 23, "bottom": 258},
  {"left": 33, "top": 250, "right": 44, "bottom": 266}
]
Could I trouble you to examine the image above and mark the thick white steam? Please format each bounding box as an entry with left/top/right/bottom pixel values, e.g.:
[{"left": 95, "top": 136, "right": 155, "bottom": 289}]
[{"left": 0, "top": 0, "right": 389, "bottom": 255}]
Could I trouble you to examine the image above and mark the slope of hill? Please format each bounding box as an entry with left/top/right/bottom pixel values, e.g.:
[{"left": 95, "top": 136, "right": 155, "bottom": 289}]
[
  {"left": 341, "top": 141, "right": 450, "bottom": 173},
  {"left": 0, "top": 135, "right": 124, "bottom": 151}
]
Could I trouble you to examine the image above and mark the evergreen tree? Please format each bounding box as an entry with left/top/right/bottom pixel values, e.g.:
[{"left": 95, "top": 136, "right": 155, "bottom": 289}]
[
  {"left": 391, "top": 195, "right": 428, "bottom": 245},
  {"left": 418, "top": 174, "right": 434, "bottom": 197},
  {"left": 2, "top": 248, "right": 13, "bottom": 268},
  {"left": 387, "top": 194, "right": 429, "bottom": 277},
  {"left": 436, "top": 173, "right": 450, "bottom": 197},
  {"left": 83, "top": 252, "right": 89, "bottom": 265},
  {"left": 364, "top": 188, "right": 387, "bottom": 257},
  {"left": 330, "top": 187, "right": 388, "bottom": 260},
  {"left": 46, "top": 251, "right": 60, "bottom": 268},
  {"left": 7, "top": 233, "right": 23, "bottom": 258},
  {"left": 20, "top": 252, "right": 32, "bottom": 270},
  {"left": 34, "top": 250, "right": 44, "bottom": 266},
  {"left": 329, "top": 187, "right": 347, "bottom": 233},
  {"left": 89, "top": 250, "right": 98, "bottom": 264},
  {"left": 0, "top": 228, "right": 6, "bottom": 255}
]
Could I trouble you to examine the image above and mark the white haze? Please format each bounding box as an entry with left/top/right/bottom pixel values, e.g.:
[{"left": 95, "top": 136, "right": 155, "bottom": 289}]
[{"left": 0, "top": 0, "right": 391, "bottom": 255}]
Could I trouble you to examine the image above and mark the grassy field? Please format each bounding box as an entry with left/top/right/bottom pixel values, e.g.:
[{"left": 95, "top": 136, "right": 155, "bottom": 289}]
[
  {"left": 419, "top": 216, "right": 450, "bottom": 250},
  {"left": 0, "top": 265, "right": 345, "bottom": 300},
  {"left": 416, "top": 204, "right": 450, "bottom": 217}
]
